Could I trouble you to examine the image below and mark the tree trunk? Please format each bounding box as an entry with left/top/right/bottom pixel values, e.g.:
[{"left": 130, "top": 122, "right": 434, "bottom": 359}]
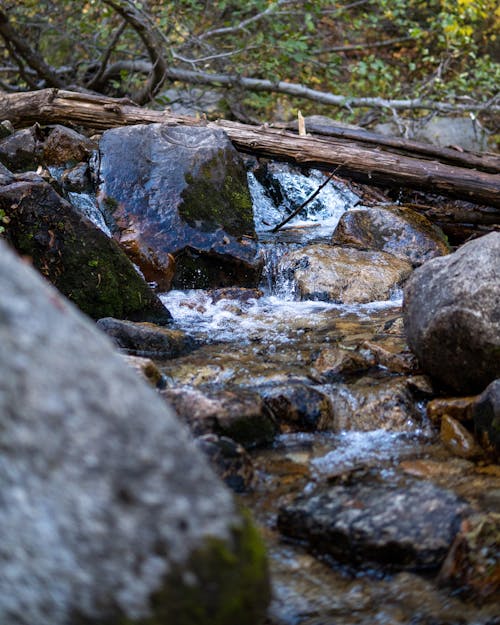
[{"left": 1, "top": 88, "right": 499, "bottom": 208}]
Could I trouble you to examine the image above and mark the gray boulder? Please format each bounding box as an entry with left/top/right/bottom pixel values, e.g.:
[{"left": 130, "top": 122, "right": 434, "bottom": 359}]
[
  {"left": 332, "top": 205, "right": 450, "bottom": 266},
  {"left": 403, "top": 233, "right": 500, "bottom": 393},
  {"left": 0, "top": 240, "right": 269, "bottom": 625},
  {"left": 98, "top": 124, "right": 262, "bottom": 290}
]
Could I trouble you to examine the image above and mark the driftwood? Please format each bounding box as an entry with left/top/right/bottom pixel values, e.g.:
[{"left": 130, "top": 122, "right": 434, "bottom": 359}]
[{"left": 1, "top": 88, "right": 499, "bottom": 208}]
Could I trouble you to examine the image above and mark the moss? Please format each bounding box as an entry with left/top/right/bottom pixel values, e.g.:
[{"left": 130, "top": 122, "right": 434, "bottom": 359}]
[
  {"left": 119, "top": 508, "right": 270, "bottom": 625},
  {"left": 180, "top": 149, "right": 255, "bottom": 238}
]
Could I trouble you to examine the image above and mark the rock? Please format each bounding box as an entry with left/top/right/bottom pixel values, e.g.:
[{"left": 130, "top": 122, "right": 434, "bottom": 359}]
[
  {"left": 42, "top": 125, "right": 96, "bottom": 166},
  {"left": 331, "top": 205, "right": 450, "bottom": 266},
  {"left": 97, "top": 317, "right": 189, "bottom": 358},
  {"left": 261, "top": 384, "right": 333, "bottom": 432},
  {"left": 403, "top": 233, "right": 500, "bottom": 393},
  {"left": 0, "top": 239, "right": 270, "bottom": 625},
  {"left": 0, "top": 161, "right": 14, "bottom": 184},
  {"left": 0, "top": 179, "right": 171, "bottom": 323},
  {"left": 440, "top": 415, "right": 484, "bottom": 460},
  {"left": 278, "top": 244, "right": 412, "bottom": 303},
  {"left": 98, "top": 123, "right": 262, "bottom": 289},
  {"left": 427, "top": 395, "right": 477, "bottom": 425},
  {"left": 325, "top": 377, "right": 419, "bottom": 432},
  {"left": 0, "top": 125, "right": 43, "bottom": 171},
  {"left": 122, "top": 354, "right": 166, "bottom": 388},
  {"left": 278, "top": 476, "right": 468, "bottom": 570},
  {"left": 196, "top": 434, "right": 255, "bottom": 493},
  {"left": 162, "top": 386, "right": 278, "bottom": 448},
  {"left": 361, "top": 339, "right": 419, "bottom": 374},
  {"left": 473, "top": 379, "right": 500, "bottom": 460},
  {"left": 439, "top": 513, "right": 500, "bottom": 601},
  {"left": 60, "top": 162, "right": 93, "bottom": 193},
  {"left": 311, "top": 345, "right": 374, "bottom": 381}
]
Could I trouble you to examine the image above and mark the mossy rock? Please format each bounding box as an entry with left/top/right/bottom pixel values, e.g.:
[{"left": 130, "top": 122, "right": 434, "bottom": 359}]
[{"left": 0, "top": 180, "right": 171, "bottom": 323}]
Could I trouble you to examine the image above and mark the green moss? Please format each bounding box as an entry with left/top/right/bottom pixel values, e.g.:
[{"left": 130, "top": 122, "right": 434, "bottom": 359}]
[
  {"left": 119, "top": 508, "right": 270, "bottom": 625},
  {"left": 180, "top": 149, "right": 255, "bottom": 238}
]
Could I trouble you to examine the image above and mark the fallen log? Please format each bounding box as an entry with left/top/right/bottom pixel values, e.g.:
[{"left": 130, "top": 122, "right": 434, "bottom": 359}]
[{"left": 1, "top": 88, "right": 499, "bottom": 207}]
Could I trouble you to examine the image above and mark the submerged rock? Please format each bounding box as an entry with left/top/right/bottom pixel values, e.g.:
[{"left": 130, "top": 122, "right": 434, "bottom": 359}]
[
  {"left": 97, "top": 317, "right": 189, "bottom": 358},
  {"left": 0, "top": 240, "right": 270, "bottom": 625},
  {"left": 278, "top": 476, "right": 469, "bottom": 570},
  {"left": 278, "top": 244, "right": 412, "bottom": 303},
  {"left": 332, "top": 205, "right": 450, "bottom": 266},
  {"left": 261, "top": 384, "right": 333, "bottom": 432},
  {"left": 98, "top": 123, "right": 262, "bottom": 289},
  {"left": 0, "top": 180, "right": 171, "bottom": 323},
  {"left": 473, "top": 379, "right": 500, "bottom": 460},
  {"left": 162, "top": 386, "right": 278, "bottom": 448},
  {"left": 440, "top": 415, "right": 484, "bottom": 460},
  {"left": 403, "top": 233, "right": 500, "bottom": 394}
]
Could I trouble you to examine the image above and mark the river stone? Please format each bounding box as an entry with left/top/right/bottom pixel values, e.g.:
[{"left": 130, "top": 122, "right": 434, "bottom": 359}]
[
  {"left": 162, "top": 386, "right": 278, "bottom": 448},
  {"left": 196, "top": 434, "right": 256, "bottom": 493},
  {"left": 277, "top": 477, "right": 469, "bottom": 570},
  {"left": 98, "top": 123, "right": 262, "bottom": 289},
  {"left": 0, "top": 125, "right": 43, "bottom": 171},
  {"left": 278, "top": 244, "right": 412, "bottom": 303},
  {"left": 0, "top": 179, "right": 171, "bottom": 323},
  {"left": 473, "top": 379, "right": 500, "bottom": 460},
  {"left": 122, "top": 354, "right": 166, "bottom": 388},
  {"left": 97, "top": 317, "right": 190, "bottom": 358},
  {"left": 403, "top": 232, "right": 500, "bottom": 393},
  {"left": 331, "top": 205, "right": 450, "bottom": 266},
  {"left": 324, "top": 377, "right": 418, "bottom": 432},
  {"left": 261, "top": 384, "right": 333, "bottom": 432},
  {"left": 42, "top": 124, "right": 95, "bottom": 166},
  {"left": 0, "top": 240, "right": 270, "bottom": 625}
]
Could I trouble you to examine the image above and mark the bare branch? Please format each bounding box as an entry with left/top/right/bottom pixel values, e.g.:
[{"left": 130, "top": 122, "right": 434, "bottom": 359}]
[
  {"left": 198, "top": 0, "right": 294, "bottom": 40},
  {"left": 0, "top": 9, "right": 65, "bottom": 88},
  {"left": 85, "top": 20, "right": 128, "bottom": 90},
  {"left": 316, "top": 36, "right": 415, "bottom": 55}
]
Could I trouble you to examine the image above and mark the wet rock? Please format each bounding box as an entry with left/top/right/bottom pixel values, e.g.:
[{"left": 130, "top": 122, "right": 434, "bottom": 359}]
[
  {"left": 362, "top": 339, "right": 419, "bottom": 374},
  {"left": 332, "top": 205, "right": 450, "bottom": 266},
  {"left": 60, "top": 162, "right": 93, "bottom": 193},
  {"left": 440, "top": 415, "right": 484, "bottom": 460},
  {"left": 0, "top": 180, "right": 171, "bottom": 323},
  {"left": 278, "top": 476, "right": 469, "bottom": 570},
  {"left": 162, "top": 386, "right": 278, "bottom": 448},
  {"left": 325, "top": 377, "right": 419, "bottom": 432},
  {"left": 311, "top": 345, "right": 375, "bottom": 381},
  {"left": 196, "top": 434, "right": 255, "bottom": 493},
  {"left": 0, "top": 119, "right": 14, "bottom": 138},
  {"left": 98, "top": 123, "right": 262, "bottom": 289},
  {"left": 439, "top": 513, "right": 500, "bottom": 601},
  {"left": 122, "top": 354, "right": 166, "bottom": 388},
  {"left": 0, "top": 125, "right": 42, "bottom": 171},
  {"left": 0, "top": 239, "right": 270, "bottom": 625},
  {"left": 473, "top": 379, "right": 500, "bottom": 460},
  {"left": 97, "top": 317, "right": 188, "bottom": 357},
  {"left": 261, "top": 384, "right": 333, "bottom": 432},
  {"left": 403, "top": 233, "right": 500, "bottom": 394},
  {"left": 42, "top": 125, "right": 95, "bottom": 166},
  {"left": 427, "top": 395, "right": 477, "bottom": 425},
  {"left": 0, "top": 161, "right": 14, "bottom": 184},
  {"left": 279, "top": 244, "right": 412, "bottom": 303},
  {"left": 209, "top": 286, "right": 264, "bottom": 303}
]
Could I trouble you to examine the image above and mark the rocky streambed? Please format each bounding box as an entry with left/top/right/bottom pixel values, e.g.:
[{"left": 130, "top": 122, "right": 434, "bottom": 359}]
[{"left": 0, "top": 121, "right": 498, "bottom": 624}]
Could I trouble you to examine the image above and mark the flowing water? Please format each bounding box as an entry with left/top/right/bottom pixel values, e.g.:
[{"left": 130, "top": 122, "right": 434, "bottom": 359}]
[{"left": 73, "top": 166, "right": 500, "bottom": 624}]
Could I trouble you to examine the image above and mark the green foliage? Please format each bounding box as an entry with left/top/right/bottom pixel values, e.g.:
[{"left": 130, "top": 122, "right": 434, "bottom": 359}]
[{"left": 1, "top": 0, "right": 498, "bottom": 127}]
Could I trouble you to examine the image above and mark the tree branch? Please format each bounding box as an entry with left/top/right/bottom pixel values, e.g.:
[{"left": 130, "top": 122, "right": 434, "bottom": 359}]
[
  {"left": 85, "top": 20, "right": 128, "bottom": 90},
  {"left": 0, "top": 9, "right": 65, "bottom": 88}
]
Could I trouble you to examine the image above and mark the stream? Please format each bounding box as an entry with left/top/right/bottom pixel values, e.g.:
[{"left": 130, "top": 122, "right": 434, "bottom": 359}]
[{"left": 77, "top": 165, "right": 500, "bottom": 624}]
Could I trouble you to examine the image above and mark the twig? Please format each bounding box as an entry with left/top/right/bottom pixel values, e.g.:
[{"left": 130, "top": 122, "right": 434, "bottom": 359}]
[{"left": 271, "top": 168, "right": 339, "bottom": 233}]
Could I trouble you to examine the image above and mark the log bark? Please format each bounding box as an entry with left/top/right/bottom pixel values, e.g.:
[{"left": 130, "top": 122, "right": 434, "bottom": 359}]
[{"left": 1, "top": 88, "right": 499, "bottom": 208}]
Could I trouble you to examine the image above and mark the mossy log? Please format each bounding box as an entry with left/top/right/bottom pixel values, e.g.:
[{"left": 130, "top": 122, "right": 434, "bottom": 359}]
[{"left": 1, "top": 88, "right": 499, "bottom": 207}]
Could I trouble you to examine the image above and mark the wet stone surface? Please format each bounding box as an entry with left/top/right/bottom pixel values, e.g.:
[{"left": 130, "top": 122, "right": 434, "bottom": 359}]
[{"left": 277, "top": 475, "right": 470, "bottom": 571}]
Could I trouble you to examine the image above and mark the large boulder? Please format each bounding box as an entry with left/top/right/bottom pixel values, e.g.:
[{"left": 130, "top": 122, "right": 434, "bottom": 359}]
[
  {"left": 403, "top": 233, "right": 500, "bottom": 393},
  {"left": 0, "top": 240, "right": 270, "bottom": 625},
  {"left": 277, "top": 244, "right": 412, "bottom": 303},
  {"left": 0, "top": 179, "right": 171, "bottom": 323},
  {"left": 331, "top": 205, "right": 450, "bottom": 266},
  {"left": 97, "top": 124, "right": 262, "bottom": 289}
]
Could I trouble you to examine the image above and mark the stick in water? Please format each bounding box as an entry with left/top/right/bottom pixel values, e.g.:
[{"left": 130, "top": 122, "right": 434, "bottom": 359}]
[{"left": 271, "top": 168, "right": 339, "bottom": 233}]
